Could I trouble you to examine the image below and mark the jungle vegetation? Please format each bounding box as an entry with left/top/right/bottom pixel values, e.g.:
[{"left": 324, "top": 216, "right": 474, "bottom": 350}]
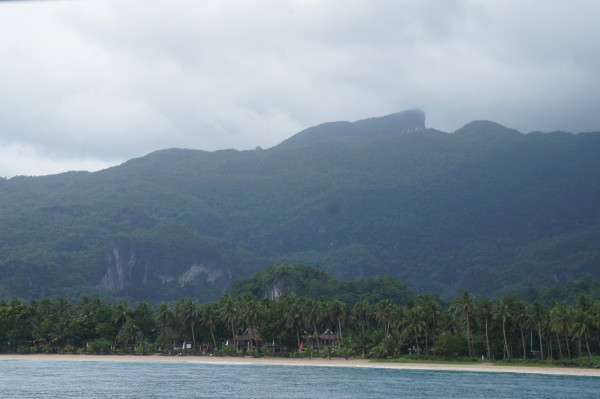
[{"left": 1, "top": 266, "right": 600, "bottom": 366}]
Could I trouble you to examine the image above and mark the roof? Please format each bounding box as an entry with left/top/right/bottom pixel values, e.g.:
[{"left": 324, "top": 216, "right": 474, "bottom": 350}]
[{"left": 234, "top": 327, "right": 262, "bottom": 342}]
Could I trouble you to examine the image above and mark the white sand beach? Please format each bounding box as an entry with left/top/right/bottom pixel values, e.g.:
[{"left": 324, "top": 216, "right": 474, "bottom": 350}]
[{"left": 1, "top": 354, "right": 599, "bottom": 377}]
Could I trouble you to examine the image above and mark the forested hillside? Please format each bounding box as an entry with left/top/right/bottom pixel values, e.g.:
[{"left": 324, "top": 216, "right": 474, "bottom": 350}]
[{"left": 1, "top": 110, "right": 599, "bottom": 302}]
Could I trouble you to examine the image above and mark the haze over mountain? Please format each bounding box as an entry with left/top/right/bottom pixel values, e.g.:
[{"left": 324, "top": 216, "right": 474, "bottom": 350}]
[{"left": 0, "top": 110, "right": 599, "bottom": 302}]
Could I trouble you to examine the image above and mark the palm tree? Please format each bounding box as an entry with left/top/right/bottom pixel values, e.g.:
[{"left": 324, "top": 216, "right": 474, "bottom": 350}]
[
  {"left": 133, "top": 301, "right": 157, "bottom": 341},
  {"left": 572, "top": 295, "right": 592, "bottom": 360},
  {"left": 514, "top": 301, "right": 528, "bottom": 359},
  {"left": 375, "top": 299, "right": 393, "bottom": 337},
  {"left": 284, "top": 297, "right": 305, "bottom": 350},
  {"left": 112, "top": 300, "right": 131, "bottom": 330},
  {"left": 175, "top": 298, "right": 199, "bottom": 351},
  {"left": 154, "top": 302, "right": 174, "bottom": 353},
  {"left": 351, "top": 300, "right": 370, "bottom": 333},
  {"left": 451, "top": 291, "right": 475, "bottom": 357},
  {"left": 493, "top": 296, "right": 514, "bottom": 360},
  {"left": 305, "top": 299, "right": 324, "bottom": 334},
  {"left": 527, "top": 301, "right": 546, "bottom": 360},
  {"left": 405, "top": 306, "right": 426, "bottom": 353},
  {"left": 415, "top": 294, "right": 441, "bottom": 354},
  {"left": 242, "top": 297, "right": 263, "bottom": 341},
  {"left": 154, "top": 302, "right": 174, "bottom": 331},
  {"left": 329, "top": 299, "right": 346, "bottom": 339},
  {"left": 390, "top": 305, "right": 407, "bottom": 337},
  {"left": 219, "top": 295, "right": 239, "bottom": 346},
  {"left": 550, "top": 301, "right": 571, "bottom": 360},
  {"left": 117, "top": 319, "right": 141, "bottom": 354},
  {"left": 199, "top": 302, "right": 219, "bottom": 350},
  {"left": 477, "top": 298, "right": 493, "bottom": 360}
]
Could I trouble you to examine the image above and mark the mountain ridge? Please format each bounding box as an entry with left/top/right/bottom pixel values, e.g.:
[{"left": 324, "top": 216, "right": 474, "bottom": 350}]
[{"left": 0, "top": 110, "right": 599, "bottom": 302}]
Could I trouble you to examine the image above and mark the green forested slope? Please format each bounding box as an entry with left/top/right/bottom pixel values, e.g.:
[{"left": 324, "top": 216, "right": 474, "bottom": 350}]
[{"left": 0, "top": 110, "right": 599, "bottom": 302}]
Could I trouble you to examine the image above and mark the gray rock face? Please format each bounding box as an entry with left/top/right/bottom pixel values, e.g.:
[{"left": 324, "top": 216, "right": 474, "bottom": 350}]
[
  {"left": 100, "top": 240, "right": 137, "bottom": 293},
  {"left": 99, "top": 239, "right": 230, "bottom": 295}
]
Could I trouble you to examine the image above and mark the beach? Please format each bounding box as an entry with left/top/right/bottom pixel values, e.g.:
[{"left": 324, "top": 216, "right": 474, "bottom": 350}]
[{"left": 2, "top": 354, "right": 599, "bottom": 377}]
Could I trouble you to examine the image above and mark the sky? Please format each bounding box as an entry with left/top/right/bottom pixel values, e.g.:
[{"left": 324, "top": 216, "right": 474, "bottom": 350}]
[{"left": 1, "top": 0, "right": 599, "bottom": 177}]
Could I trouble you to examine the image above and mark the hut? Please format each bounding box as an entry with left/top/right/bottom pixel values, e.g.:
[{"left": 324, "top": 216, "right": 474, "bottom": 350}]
[
  {"left": 234, "top": 327, "right": 262, "bottom": 352},
  {"left": 303, "top": 329, "right": 341, "bottom": 350}
]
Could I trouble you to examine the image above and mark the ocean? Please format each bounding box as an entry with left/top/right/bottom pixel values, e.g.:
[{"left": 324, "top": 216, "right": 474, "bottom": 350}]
[{"left": 1, "top": 359, "right": 598, "bottom": 399}]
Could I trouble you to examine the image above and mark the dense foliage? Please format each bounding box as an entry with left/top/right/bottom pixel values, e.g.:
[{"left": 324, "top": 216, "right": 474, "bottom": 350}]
[
  {"left": 2, "top": 288, "right": 599, "bottom": 367},
  {"left": 229, "top": 264, "right": 414, "bottom": 305},
  {"left": 1, "top": 111, "right": 599, "bottom": 302}
]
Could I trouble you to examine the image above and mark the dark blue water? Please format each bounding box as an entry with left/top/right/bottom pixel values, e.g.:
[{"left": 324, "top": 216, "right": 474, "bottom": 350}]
[{"left": 0, "top": 360, "right": 598, "bottom": 398}]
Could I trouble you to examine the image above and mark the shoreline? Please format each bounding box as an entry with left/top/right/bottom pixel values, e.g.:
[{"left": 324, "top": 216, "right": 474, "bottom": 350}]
[{"left": 1, "top": 354, "right": 599, "bottom": 377}]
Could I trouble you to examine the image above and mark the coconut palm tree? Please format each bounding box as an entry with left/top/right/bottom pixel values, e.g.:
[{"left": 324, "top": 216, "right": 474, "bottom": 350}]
[
  {"left": 451, "top": 291, "right": 475, "bottom": 357},
  {"left": 405, "top": 306, "right": 426, "bottom": 353},
  {"left": 572, "top": 295, "right": 592, "bottom": 360},
  {"left": 527, "top": 301, "right": 547, "bottom": 360},
  {"left": 154, "top": 302, "right": 174, "bottom": 353},
  {"left": 175, "top": 298, "right": 199, "bottom": 351},
  {"left": 513, "top": 301, "right": 528, "bottom": 359},
  {"left": 477, "top": 298, "right": 493, "bottom": 360},
  {"left": 219, "top": 294, "right": 239, "bottom": 345},
  {"left": 375, "top": 299, "right": 393, "bottom": 337},
  {"left": 284, "top": 297, "right": 305, "bottom": 350},
  {"left": 493, "top": 296, "right": 514, "bottom": 360},
  {"left": 329, "top": 299, "right": 346, "bottom": 339},
  {"left": 550, "top": 301, "right": 572, "bottom": 360},
  {"left": 154, "top": 302, "right": 174, "bottom": 332},
  {"left": 112, "top": 300, "right": 132, "bottom": 351},
  {"left": 199, "top": 302, "right": 219, "bottom": 351},
  {"left": 415, "top": 294, "right": 441, "bottom": 354},
  {"left": 351, "top": 300, "right": 371, "bottom": 333},
  {"left": 242, "top": 297, "right": 263, "bottom": 336}
]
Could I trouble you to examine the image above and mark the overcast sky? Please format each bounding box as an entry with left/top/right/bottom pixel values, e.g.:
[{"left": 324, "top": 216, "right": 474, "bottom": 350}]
[{"left": 1, "top": 0, "right": 599, "bottom": 177}]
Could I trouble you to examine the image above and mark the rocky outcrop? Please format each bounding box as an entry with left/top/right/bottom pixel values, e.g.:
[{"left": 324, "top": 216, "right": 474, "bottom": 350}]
[
  {"left": 100, "top": 239, "right": 137, "bottom": 293},
  {"left": 265, "top": 275, "right": 296, "bottom": 301},
  {"left": 100, "top": 239, "right": 229, "bottom": 294}
]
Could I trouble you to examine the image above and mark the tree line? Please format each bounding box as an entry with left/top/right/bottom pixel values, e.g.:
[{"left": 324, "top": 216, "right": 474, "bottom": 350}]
[{"left": 1, "top": 291, "right": 599, "bottom": 364}]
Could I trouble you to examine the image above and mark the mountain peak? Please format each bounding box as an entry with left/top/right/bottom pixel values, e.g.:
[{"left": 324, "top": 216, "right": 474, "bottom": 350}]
[
  {"left": 454, "top": 120, "right": 521, "bottom": 136},
  {"left": 278, "top": 109, "right": 426, "bottom": 148}
]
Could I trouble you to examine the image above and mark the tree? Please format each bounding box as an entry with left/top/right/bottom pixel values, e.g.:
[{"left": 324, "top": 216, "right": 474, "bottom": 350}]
[
  {"left": 284, "top": 296, "right": 305, "bottom": 349},
  {"left": 199, "top": 302, "right": 220, "bottom": 350},
  {"left": 154, "top": 302, "right": 174, "bottom": 353},
  {"left": 405, "top": 306, "right": 426, "bottom": 353},
  {"left": 305, "top": 299, "right": 325, "bottom": 349},
  {"left": 351, "top": 300, "right": 371, "bottom": 333},
  {"left": 112, "top": 301, "right": 131, "bottom": 330},
  {"left": 526, "top": 301, "right": 546, "bottom": 360},
  {"left": 219, "top": 295, "right": 239, "bottom": 345},
  {"left": 117, "top": 319, "right": 141, "bottom": 354},
  {"left": 154, "top": 302, "right": 174, "bottom": 332},
  {"left": 572, "top": 295, "right": 592, "bottom": 360},
  {"left": 133, "top": 302, "right": 157, "bottom": 342},
  {"left": 451, "top": 291, "right": 475, "bottom": 357},
  {"left": 175, "top": 298, "right": 199, "bottom": 351},
  {"left": 415, "top": 294, "right": 441, "bottom": 353},
  {"left": 514, "top": 301, "right": 528, "bottom": 359},
  {"left": 477, "top": 298, "right": 493, "bottom": 360},
  {"left": 550, "top": 301, "right": 572, "bottom": 360},
  {"left": 375, "top": 299, "right": 393, "bottom": 337},
  {"left": 493, "top": 296, "right": 514, "bottom": 360},
  {"left": 240, "top": 293, "right": 264, "bottom": 352},
  {"left": 329, "top": 299, "right": 346, "bottom": 339}
]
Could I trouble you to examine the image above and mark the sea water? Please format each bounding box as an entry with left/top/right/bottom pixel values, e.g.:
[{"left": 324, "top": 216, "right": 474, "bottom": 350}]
[{"left": 0, "top": 360, "right": 598, "bottom": 399}]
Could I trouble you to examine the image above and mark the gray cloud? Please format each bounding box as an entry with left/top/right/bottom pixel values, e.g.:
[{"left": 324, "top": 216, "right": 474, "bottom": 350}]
[{"left": 1, "top": 0, "right": 599, "bottom": 177}]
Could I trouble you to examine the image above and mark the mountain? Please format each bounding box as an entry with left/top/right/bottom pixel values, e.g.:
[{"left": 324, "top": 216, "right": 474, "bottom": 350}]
[{"left": 0, "top": 110, "right": 599, "bottom": 302}]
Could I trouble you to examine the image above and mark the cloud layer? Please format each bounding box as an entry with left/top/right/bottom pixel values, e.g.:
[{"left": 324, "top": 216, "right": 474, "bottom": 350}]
[{"left": 1, "top": 0, "right": 599, "bottom": 176}]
